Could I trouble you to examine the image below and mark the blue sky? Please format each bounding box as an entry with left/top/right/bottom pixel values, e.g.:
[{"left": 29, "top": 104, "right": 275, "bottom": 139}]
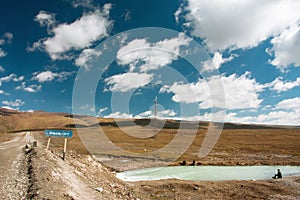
[{"left": 0, "top": 0, "right": 300, "bottom": 125}]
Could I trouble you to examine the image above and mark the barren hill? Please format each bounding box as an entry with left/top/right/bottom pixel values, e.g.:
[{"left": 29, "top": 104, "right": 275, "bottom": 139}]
[{"left": 1, "top": 108, "right": 298, "bottom": 134}]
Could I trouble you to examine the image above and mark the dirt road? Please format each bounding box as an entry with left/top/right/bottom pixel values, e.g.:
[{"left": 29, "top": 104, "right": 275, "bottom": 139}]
[{"left": 0, "top": 132, "right": 30, "bottom": 199}]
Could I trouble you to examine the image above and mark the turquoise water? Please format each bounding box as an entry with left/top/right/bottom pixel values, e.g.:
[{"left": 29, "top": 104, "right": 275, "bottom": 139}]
[{"left": 116, "top": 166, "right": 300, "bottom": 182}]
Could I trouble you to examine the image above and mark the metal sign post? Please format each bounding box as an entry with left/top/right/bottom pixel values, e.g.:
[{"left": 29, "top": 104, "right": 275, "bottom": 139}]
[
  {"left": 63, "top": 138, "right": 68, "bottom": 161},
  {"left": 46, "top": 138, "right": 51, "bottom": 150},
  {"left": 44, "top": 130, "right": 73, "bottom": 161}
]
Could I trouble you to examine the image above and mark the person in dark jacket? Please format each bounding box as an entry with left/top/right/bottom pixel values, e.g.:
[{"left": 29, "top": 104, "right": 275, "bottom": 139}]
[{"left": 272, "top": 169, "right": 282, "bottom": 179}]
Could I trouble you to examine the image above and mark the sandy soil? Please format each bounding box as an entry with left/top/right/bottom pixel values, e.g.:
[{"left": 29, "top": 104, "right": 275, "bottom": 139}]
[
  {"left": 0, "top": 111, "right": 300, "bottom": 199},
  {"left": 0, "top": 137, "right": 299, "bottom": 200},
  {"left": 136, "top": 178, "right": 300, "bottom": 200}
]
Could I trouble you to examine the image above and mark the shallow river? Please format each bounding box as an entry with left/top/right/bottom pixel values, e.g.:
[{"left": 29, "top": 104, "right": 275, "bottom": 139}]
[{"left": 116, "top": 166, "right": 300, "bottom": 182}]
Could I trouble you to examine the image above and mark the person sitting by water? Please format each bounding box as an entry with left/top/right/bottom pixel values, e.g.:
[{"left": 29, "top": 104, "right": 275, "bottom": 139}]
[
  {"left": 190, "top": 160, "right": 196, "bottom": 166},
  {"left": 272, "top": 169, "right": 282, "bottom": 179},
  {"left": 180, "top": 160, "right": 186, "bottom": 166}
]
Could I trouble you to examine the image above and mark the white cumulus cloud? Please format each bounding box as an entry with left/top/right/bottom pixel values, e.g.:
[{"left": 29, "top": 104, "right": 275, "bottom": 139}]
[
  {"left": 104, "top": 72, "right": 153, "bottom": 92},
  {"left": 4, "top": 32, "right": 13, "bottom": 43},
  {"left": 15, "top": 82, "right": 42, "bottom": 93},
  {"left": 256, "top": 110, "right": 300, "bottom": 125},
  {"left": 104, "top": 112, "right": 133, "bottom": 119},
  {"left": 268, "top": 77, "right": 300, "bottom": 92},
  {"left": 158, "top": 109, "right": 177, "bottom": 118},
  {"left": 0, "top": 32, "right": 13, "bottom": 58},
  {"left": 32, "top": 71, "right": 56, "bottom": 82},
  {"left": 179, "top": 0, "right": 300, "bottom": 51},
  {"left": 34, "top": 11, "right": 56, "bottom": 28},
  {"left": 0, "top": 49, "right": 7, "bottom": 58},
  {"left": 135, "top": 110, "right": 153, "bottom": 118},
  {"left": 202, "top": 52, "right": 235, "bottom": 72},
  {"left": 32, "top": 70, "right": 74, "bottom": 83},
  {"left": 75, "top": 48, "right": 102, "bottom": 70},
  {"left": 117, "top": 33, "right": 191, "bottom": 72},
  {"left": 0, "top": 73, "right": 24, "bottom": 86},
  {"left": 161, "top": 72, "right": 264, "bottom": 110},
  {"left": 70, "top": 0, "right": 96, "bottom": 9},
  {"left": 0, "top": 32, "right": 13, "bottom": 45},
  {"left": 275, "top": 97, "right": 300, "bottom": 110},
  {"left": 135, "top": 109, "right": 177, "bottom": 119},
  {"left": 225, "top": 112, "right": 256, "bottom": 124},
  {"left": 31, "top": 6, "right": 111, "bottom": 60},
  {"left": 97, "top": 107, "right": 108, "bottom": 116},
  {"left": 222, "top": 97, "right": 300, "bottom": 125},
  {"left": 2, "top": 99, "right": 25, "bottom": 108},
  {"left": 0, "top": 90, "right": 9, "bottom": 95},
  {"left": 268, "top": 23, "right": 300, "bottom": 70}
]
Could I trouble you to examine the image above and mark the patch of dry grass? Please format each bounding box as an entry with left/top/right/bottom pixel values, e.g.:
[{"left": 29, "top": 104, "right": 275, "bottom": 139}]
[{"left": 1, "top": 110, "right": 299, "bottom": 166}]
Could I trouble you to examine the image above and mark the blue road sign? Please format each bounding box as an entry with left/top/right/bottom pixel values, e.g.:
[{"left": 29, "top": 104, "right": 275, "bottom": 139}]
[{"left": 44, "top": 130, "right": 73, "bottom": 138}]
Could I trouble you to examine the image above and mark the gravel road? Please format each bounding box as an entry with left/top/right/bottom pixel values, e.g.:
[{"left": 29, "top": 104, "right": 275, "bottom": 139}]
[{"left": 0, "top": 132, "right": 30, "bottom": 199}]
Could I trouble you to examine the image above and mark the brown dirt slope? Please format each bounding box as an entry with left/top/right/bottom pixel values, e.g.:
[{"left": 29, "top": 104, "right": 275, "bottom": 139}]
[
  {"left": 0, "top": 109, "right": 86, "bottom": 132},
  {"left": 15, "top": 145, "right": 300, "bottom": 200}
]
